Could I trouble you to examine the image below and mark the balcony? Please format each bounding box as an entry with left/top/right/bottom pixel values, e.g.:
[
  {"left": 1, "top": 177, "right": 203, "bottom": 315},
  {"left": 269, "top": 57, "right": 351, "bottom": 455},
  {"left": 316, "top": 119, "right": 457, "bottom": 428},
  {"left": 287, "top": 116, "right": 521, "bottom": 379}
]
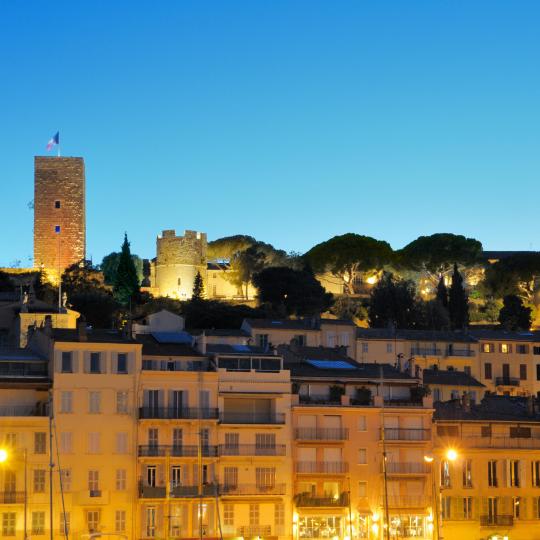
[
  {"left": 220, "top": 412, "right": 285, "bottom": 425},
  {"left": 410, "top": 347, "right": 442, "bottom": 356},
  {"left": 138, "top": 484, "right": 166, "bottom": 498},
  {"left": 480, "top": 515, "right": 513, "bottom": 527},
  {"left": 383, "top": 462, "right": 430, "bottom": 475},
  {"left": 383, "top": 399, "right": 424, "bottom": 407},
  {"left": 294, "top": 427, "right": 349, "bottom": 441},
  {"left": 460, "top": 436, "right": 540, "bottom": 449},
  {"left": 138, "top": 407, "right": 219, "bottom": 420},
  {"left": 0, "top": 492, "right": 25, "bottom": 504},
  {"left": 381, "top": 495, "right": 429, "bottom": 508},
  {"left": 495, "top": 377, "right": 520, "bottom": 387},
  {"left": 446, "top": 349, "right": 475, "bottom": 357},
  {"left": 219, "top": 444, "right": 286, "bottom": 456},
  {"left": 138, "top": 445, "right": 218, "bottom": 457},
  {"left": 219, "top": 484, "right": 286, "bottom": 496},
  {"left": 294, "top": 492, "right": 349, "bottom": 507},
  {"left": 295, "top": 461, "right": 348, "bottom": 474},
  {"left": 237, "top": 526, "right": 272, "bottom": 537},
  {"left": 0, "top": 363, "right": 48, "bottom": 378},
  {"left": 75, "top": 490, "right": 110, "bottom": 505},
  {"left": 382, "top": 428, "right": 431, "bottom": 441},
  {"left": 0, "top": 405, "right": 49, "bottom": 417},
  {"left": 171, "top": 485, "right": 218, "bottom": 498},
  {"left": 299, "top": 395, "right": 340, "bottom": 406}
]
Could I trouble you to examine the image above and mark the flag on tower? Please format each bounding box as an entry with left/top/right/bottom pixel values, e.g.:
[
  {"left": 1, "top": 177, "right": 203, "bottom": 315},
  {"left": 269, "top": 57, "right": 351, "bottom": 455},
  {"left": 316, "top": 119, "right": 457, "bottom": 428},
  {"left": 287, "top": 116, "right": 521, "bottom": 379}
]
[{"left": 46, "top": 132, "right": 60, "bottom": 152}]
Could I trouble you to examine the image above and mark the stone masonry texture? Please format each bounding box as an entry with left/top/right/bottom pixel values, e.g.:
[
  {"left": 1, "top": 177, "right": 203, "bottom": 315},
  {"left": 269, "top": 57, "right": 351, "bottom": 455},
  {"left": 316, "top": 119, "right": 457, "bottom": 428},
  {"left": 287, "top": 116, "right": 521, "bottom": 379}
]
[{"left": 34, "top": 157, "right": 86, "bottom": 277}]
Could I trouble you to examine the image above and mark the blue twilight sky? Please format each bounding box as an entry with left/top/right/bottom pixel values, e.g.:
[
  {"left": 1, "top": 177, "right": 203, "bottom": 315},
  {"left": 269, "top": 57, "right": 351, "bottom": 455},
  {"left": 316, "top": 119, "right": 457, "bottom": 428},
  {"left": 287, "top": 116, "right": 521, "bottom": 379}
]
[{"left": 1, "top": 1, "right": 539, "bottom": 267}]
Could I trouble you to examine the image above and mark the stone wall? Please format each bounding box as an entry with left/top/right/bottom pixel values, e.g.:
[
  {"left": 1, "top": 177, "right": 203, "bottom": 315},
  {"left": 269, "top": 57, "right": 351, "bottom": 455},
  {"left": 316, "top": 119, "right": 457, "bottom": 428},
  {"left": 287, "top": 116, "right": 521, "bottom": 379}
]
[{"left": 33, "top": 157, "right": 85, "bottom": 282}]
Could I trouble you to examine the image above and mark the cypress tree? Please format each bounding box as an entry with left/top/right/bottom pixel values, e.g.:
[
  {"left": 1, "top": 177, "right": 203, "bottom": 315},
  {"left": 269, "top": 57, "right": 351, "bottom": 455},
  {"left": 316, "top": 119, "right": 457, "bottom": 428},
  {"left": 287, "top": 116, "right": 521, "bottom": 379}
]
[
  {"left": 192, "top": 271, "right": 204, "bottom": 300},
  {"left": 114, "top": 233, "right": 140, "bottom": 306},
  {"left": 448, "top": 263, "right": 469, "bottom": 329},
  {"left": 436, "top": 275, "right": 448, "bottom": 308}
]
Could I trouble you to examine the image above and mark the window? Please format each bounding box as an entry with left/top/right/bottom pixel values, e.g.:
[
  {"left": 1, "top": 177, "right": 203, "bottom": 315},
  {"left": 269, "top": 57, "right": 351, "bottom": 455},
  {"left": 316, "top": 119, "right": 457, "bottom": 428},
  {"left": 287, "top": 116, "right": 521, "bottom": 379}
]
[
  {"left": 145, "top": 507, "right": 156, "bottom": 537},
  {"left": 361, "top": 342, "right": 368, "bottom": 353},
  {"left": 172, "top": 428, "right": 183, "bottom": 451},
  {"left": 223, "top": 504, "right": 234, "bottom": 527},
  {"left": 60, "top": 391, "right": 72, "bottom": 413},
  {"left": 510, "top": 426, "right": 531, "bottom": 438},
  {"left": 534, "top": 347, "right": 540, "bottom": 356},
  {"left": 2, "top": 513, "right": 15, "bottom": 536},
  {"left": 358, "top": 416, "right": 367, "bottom": 431},
  {"left": 116, "top": 432, "right": 128, "bottom": 454},
  {"left": 513, "top": 497, "right": 521, "bottom": 519},
  {"left": 464, "top": 366, "right": 471, "bottom": 376},
  {"left": 255, "top": 468, "right": 275, "bottom": 490},
  {"left": 463, "top": 497, "right": 473, "bottom": 519},
  {"left": 437, "top": 425, "right": 459, "bottom": 437},
  {"left": 60, "top": 469, "right": 71, "bottom": 491},
  {"left": 488, "top": 460, "right": 498, "bottom": 487},
  {"left": 88, "top": 432, "right": 100, "bottom": 453},
  {"left": 358, "top": 448, "right": 367, "bottom": 464},
  {"left": 274, "top": 503, "right": 284, "bottom": 527},
  {"left": 482, "top": 343, "right": 494, "bottom": 353},
  {"left": 441, "top": 497, "right": 451, "bottom": 520},
  {"left": 294, "top": 335, "right": 306, "bottom": 347},
  {"left": 484, "top": 363, "right": 492, "bottom": 379},
  {"left": 116, "top": 391, "right": 128, "bottom": 414},
  {"left": 33, "top": 470, "right": 46, "bottom": 493},
  {"left": 463, "top": 459, "right": 473, "bottom": 488},
  {"left": 115, "top": 510, "right": 126, "bottom": 533},
  {"left": 517, "top": 344, "right": 529, "bottom": 354},
  {"left": 89, "top": 391, "right": 101, "bottom": 413},
  {"left": 88, "top": 470, "right": 99, "bottom": 492},
  {"left": 34, "top": 432, "right": 46, "bottom": 454},
  {"left": 224, "top": 467, "right": 238, "bottom": 489},
  {"left": 257, "top": 334, "right": 269, "bottom": 348},
  {"left": 116, "top": 469, "right": 127, "bottom": 491},
  {"left": 148, "top": 428, "right": 159, "bottom": 448},
  {"left": 147, "top": 466, "right": 156, "bottom": 487},
  {"left": 60, "top": 513, "right": 70, "bottom": 536},
  {"left": 386, "top": 343, "right": 393, "bottom": 353},
  {"left": 533, "top": 461, "right": 540, "bottom": 487},
  {"left": 432, "top": 388, "right": 441, "bottom": 402},
  {"left": 500, "top": 343, "right": 511, "bottom": 354},
  {"left": 520, "top": 364, "right": 528, "bottom": 380},
  {"left": 31, "top": 512, "right": 45, "bottom": 535},
  {"left": 3, "top": 472, "right": 15, "bottom": 493},
  {"left": 537, "top": 364, "right": 540, "bottom": 381},
  {"left": 481, "top": 425, "right": 492, "bottom": 438},
  {"left": 358, "top": 481, "right": 367, "bottom": 497},
  {"left": 509, "top": 460, "right": 520, "bottom": 487},
  {"left": 255, "top": 433, "right": 276, "bottom": 452},
  {"left": 117, "top": 353, "right": 128, "bottom": 373},
  {"left": 54, "top": 200, "right": 61, "bottom": 209},
  {"left": 86, "top": 510, "right": 100, "bottom": 533},
  {"left": 90, "top": 352, "right": 101, "bottom": 373},
  {"left": 171, "top": 466, "right": 182, "bottom": 488},
  {"left": 60, "top": 432, "right": 72, "bottom": 453},
  {"left": 441, "top": 460, "right": 451, "bottom": 488},
  {"left": 4, "top": 434, "right": 16, "bottom": 448},
  {"left": 249, "top": 504, "right": 259, "bottom": 526},
  {"left": 61, "top": 352, "right": 72, "bottom": 373},
  {"left": 54, "top": 225, "right": 61, "bottom": 233}
]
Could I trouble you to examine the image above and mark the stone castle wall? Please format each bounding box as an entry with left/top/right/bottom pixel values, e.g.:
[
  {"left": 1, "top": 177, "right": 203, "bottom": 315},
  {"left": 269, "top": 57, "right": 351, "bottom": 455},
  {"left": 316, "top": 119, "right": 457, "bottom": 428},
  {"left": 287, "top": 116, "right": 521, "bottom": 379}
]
[{"left": 34, "top": 157, "right": 85, "bottom": 281}]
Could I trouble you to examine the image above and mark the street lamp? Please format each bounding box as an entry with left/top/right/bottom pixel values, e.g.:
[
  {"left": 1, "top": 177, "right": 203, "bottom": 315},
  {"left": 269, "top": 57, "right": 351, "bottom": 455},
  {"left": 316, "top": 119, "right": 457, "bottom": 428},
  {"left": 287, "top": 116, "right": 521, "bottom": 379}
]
[
  {"left": 0, "top": 448, "right": 28, "bottom": 540},
  {"left": 424, "top": 449, "right": 459, "bottom": 540}
]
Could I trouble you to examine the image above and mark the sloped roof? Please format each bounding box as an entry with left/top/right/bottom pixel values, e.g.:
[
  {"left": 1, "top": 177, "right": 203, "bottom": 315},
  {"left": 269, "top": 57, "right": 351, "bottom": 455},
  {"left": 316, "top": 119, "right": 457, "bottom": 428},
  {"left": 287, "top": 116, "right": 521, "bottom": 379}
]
[{"left": 423, "top": 369, "right": 484, "bottom": 387}]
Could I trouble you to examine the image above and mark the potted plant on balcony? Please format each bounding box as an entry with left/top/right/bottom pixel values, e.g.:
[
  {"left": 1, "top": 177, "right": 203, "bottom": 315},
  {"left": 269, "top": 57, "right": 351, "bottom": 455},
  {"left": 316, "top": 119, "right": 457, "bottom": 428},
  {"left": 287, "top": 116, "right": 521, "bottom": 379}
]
[
  {"left": 353, "top": 386, "right": 372, "bottom": 405},
  {"left": 329, "top": 385, "right": 345, "bottom": 403}
]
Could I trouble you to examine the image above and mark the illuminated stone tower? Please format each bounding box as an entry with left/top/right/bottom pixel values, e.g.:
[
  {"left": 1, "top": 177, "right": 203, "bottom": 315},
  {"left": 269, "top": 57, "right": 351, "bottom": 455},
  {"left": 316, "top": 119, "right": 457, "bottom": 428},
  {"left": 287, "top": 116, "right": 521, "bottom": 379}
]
[{"left": 33, "top": 157, "right": 86, "bottom": 282}]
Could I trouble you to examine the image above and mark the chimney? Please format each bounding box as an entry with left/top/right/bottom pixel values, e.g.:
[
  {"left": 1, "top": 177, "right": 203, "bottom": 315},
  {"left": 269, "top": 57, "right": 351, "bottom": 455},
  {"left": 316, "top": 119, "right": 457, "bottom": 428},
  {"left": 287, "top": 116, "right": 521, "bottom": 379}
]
[
  {"left": 27, "top": 324, "right": 35, "bottom": 342},
  {"left": 200, "top": 331, "right": 207, "bottom": 355},
  {"left": 124, "top": 319, "right": 133, "bottom": 340},
  {"left": 77, "top": 317, "right": 87, "bottom": 342},
  {"left": 409, "top": 357, "right": 415, "bottom": 377},
  {"left": 528, "top": 394, "right": 535, "bottom": 416},
  {"left": 43, "top": 315, "right": 53, "bottom": 337},
  {"left": 462, "top": 391, "right": 471, "bottom": 413},
  {"left": 290, "top": 337, "right": 300, "bottom": 354}
]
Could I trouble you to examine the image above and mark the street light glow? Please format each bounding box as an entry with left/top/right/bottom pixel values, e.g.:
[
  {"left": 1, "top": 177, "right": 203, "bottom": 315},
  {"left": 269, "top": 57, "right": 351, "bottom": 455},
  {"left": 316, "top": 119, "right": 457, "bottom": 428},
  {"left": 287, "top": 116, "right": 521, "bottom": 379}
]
[
  {"left": 446, "top": 448, "right": 458, "bottom": 461},
  {"left": 0, "top": 449, "right": 8, "bottom": 463}
]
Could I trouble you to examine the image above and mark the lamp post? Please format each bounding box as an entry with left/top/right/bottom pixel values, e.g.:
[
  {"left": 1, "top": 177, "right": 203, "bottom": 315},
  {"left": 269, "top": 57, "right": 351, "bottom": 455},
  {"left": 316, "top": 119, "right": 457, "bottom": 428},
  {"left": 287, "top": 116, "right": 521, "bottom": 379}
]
[
  {"left": 0, "top": 448, "right": 28, "bottom": 540},
  {"left": 424, "top": 449, "right": 458, "bottom": 540}
]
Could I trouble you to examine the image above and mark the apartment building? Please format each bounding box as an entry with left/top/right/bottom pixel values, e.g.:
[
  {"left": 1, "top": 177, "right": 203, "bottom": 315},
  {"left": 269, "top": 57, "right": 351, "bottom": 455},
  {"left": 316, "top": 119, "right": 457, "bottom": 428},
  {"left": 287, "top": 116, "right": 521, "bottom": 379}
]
[
  {"left": 434, "top": 395, "right": 540, "bottom": 540},
  {"left": 282, "top": 345, "right": 434, "bottom": 540}
]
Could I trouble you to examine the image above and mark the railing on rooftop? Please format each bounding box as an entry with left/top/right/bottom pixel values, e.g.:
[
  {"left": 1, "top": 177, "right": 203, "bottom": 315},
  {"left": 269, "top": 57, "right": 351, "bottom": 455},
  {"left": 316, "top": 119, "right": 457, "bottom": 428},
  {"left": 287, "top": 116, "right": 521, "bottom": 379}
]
[
  {"left": 298, "top": 395, "right": 340, "bottom": 406},
  {"left": 220, "top": 412, "right": 285, "bottom": 425},
  {"left": 380, "top": 495, "right": 429, "bottom": 508},
  {"left": 479, "top": 515, "right": 513, "bottom": 527},
  {"left": 0, "top": 492, "right": 25, "bottom": 504},
  {"left": 237, "top": 526, "right": 272, "bottom": 537},
  {"left": 218, "top": 444, "right": 286, "bottom": 456},
  {"left": 294, "top": 427, "right": 349, "bottom": 441},
  {"left": 446, "top": 349, "right": 475, "bottom": 357},
  {"left": 383, "top": 462, "right": 430, "bottom": 474},
  {"left": 410, "top": 347, "right": 442, "bottom": 356},
  {"left": 138, "top": 445, "right": 218, "bottom": 457},
  {"left": 495, "top": 377, "right": 520, "bottom": 387},
  {"left": 383, "top": 399, "right": 424, "bottom": 407},
  {"left": 0, "top": 363, "right": 48, "bottom": 378},
  {"left": 295, "top": 461, "right": 348, "bottom": 474},
  {"left": 219, "top": 484, "right": 286, "bottom": 496},
  {"left": 382, "top": 428, "right": 431, "bottom": 441},
  {"left": 141, "top": 360, "right": 208, "bottom": 372},
  {"left": 0, "top": 404, "right": 48, "bottom": 417},
  {"left": 458, "top": 436, "right": 540, "bottom": 449},
  {"left": 294, "top": 492, "right": 349, "bottom": 507},
  {"left": 138, "top": 407, "right": 219, "bottom": 420},
  {"left": 171, "top": 485, "right": 218, "bottom": 498}
]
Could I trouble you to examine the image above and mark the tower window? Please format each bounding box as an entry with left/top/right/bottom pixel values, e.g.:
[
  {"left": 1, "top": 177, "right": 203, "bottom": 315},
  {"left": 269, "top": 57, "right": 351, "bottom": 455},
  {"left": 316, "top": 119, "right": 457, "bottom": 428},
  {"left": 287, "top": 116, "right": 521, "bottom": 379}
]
[
  {"left": 177, "top": 278, "right": 181, "bottom": 286},
  {"left": 55, "top": 225, "right": 61, "bottom": 233},
  {"left": 55, "top": 200, "right": 61, "bottom": 209}
]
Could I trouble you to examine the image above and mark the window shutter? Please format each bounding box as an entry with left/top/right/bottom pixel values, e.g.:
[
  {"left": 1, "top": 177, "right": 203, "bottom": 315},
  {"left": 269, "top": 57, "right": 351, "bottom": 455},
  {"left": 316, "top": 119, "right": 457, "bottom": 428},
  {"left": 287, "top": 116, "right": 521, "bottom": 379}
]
[
  {"left": 83, "top": 352, "right": 89, "bottom": 373},
  {"left": 182, "top": 505, "right": 189, "bottom": 536},
  {"left": 206, "top": 503, "right": 214, "bottom": 535},
  {"left": 520, "top": 460, "right": 526, "bottom": 488},
  {"left": 192, "top": 504, "right": 199, "bottom": 537},
  {"left": 481, "top": 497, "right": 488, "bottom": 516},
  {"left": 192, "top": 464, "right": 199, "bottom": 486},
  {"left": 534, "top": 497, "right": 539, "bottom": 520},
  {"left": 156, "top": 506, "right": 164, "bottom": 532},
  {"left": 521, "top": 497, "right": 528, "bottom": 520},
  {"left": 157, "top": 465, "right": 165, "bottom": 486},
  {"left": 182, "top": 466, "right": 189, "bottom": 486},
  {"left": 502, "top": 460, "right": 509, "bottom": 487},
  {"left": 472, "top": 496, "right": 479, "bottom": 519},
  {"left": 209, "top": 463, "right": 215, "bottom": 483},
  {"left": 141, "top": 506, "right": 147, "bottom": 532},
  {"left": 182, "top": 391, "right": 189, "bottom": 407}
]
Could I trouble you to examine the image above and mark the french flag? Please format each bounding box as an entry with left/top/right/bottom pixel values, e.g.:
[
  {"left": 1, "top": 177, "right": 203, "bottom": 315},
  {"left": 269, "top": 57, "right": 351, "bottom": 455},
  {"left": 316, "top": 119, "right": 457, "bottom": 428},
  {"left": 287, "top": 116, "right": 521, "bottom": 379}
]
[{"left": 46, "top": 131, "right": 59, "bottom": 152}]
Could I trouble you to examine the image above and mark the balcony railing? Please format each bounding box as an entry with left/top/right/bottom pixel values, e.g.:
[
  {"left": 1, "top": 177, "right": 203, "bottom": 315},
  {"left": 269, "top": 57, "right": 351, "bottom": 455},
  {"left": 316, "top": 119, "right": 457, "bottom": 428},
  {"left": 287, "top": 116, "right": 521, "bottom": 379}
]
[
  {"left": 294, "top": 492, "right": 349, "bottom": 507},
  {"left": 0, "top": 363, "right": 48, "bottom": 378},
  {"left": 410, "top": 347, "right": 442, "bottom": 356},
  {"left": 139, "top": 407, "right": 219, "bottom": 420},
  {"left": 218, "top": 444, "right": 286, "bottom": 456},
  {"left": 171, "top": 485, "right": 218, "bottom": 498},
  {"left": 237, "top": 526, "right": 272, "bottom": 537},
  {"left": 0, "top": 405, "right": 49, "bottom": 417},
  {"left": 495, "top": 377, "right": 520, "bottom": 387},
  {"left": 383, "top": 462, "right": 430, "bottom": 474},
  {"left": 299, "top": 395, "right": 340, "bottom": 405},
  {"left": 459, "top": 436, "right": 540, "bottom": 449},
  {"left": 381, "top": 495, "right": 429, "bottom": 508},
  {"left": 446, "top": 349, "right": 475, "bottom": 357},
  {"left": 220, "top": 412, "right": 285, "bottom": 424},
  {"left": 294, "top": 427, "right": 349, "bottom": 441},
  {"left": 219, "top": 484, "right": 286, "bottom": 496},
  {"left": 383, "top": 399, "right": 424, "bottom": 407},
  {"left": 138, "top": 445, "right": 218, "bottom": 457},
  {"left": 295, "top": 461, "right": 348, "bottom": 474},
  {"left": 138, "top": 485, "right": 166, "bottom": 498},
  {"left": 0, "top": 492, "right": 25, "bottom": 504},
  {"left": 480, "top": 515, "right": 513, "bottom": 527},
  {"left": 382, "top": 428, "right": 431, "bottom": 441}
]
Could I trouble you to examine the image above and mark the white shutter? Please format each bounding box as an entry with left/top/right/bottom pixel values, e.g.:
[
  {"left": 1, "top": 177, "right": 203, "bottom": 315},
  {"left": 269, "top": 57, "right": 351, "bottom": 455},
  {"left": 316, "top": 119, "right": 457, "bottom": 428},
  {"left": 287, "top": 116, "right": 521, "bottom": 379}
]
[
  {"left": 297, "top": 415, "right": 316, "bottom": 428},
  {"left": 520, "top": 460, "right": 526, "bottom": 488}
]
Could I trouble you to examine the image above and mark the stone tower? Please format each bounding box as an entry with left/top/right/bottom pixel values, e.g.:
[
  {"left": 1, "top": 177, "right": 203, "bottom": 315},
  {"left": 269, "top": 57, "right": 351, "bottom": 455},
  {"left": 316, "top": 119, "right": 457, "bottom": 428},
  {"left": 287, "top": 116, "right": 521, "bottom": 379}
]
[
  {"left": 151, "top": 230, "right": 207, "bottom": 298},
  {"left": 33, "top": 157, "right": 86, "bottom": 282}
]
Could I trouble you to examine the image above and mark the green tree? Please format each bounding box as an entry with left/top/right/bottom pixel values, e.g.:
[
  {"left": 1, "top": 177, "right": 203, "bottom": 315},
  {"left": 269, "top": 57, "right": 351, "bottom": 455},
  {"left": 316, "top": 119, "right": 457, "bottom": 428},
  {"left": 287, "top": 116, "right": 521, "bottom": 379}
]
[
  {"left": 227, "top": 245, "right": 267, "bottom": 299},
  {"left": 114, "top": 234, "right": 140, "bottom": 306},
  {"left": 448, "top": 264, "right": 469, "bottom": 329},
  {"left": 181, "top": 299, "right": 265, "bottom": 329},
  {"left": 498, "top": 294, "right": 532, "bottom": 331},
  {"left": 101, "top": 251, "right": 143, "bottom": 285},
  {"left": 192, "top": 271, "right": 205, "bottom": 300},
  {"left": 436, "top": 276, "right": 448, "bottom": 308},
  {"left": 368, "top": 273, "right": 417, "bottom": 328},
  {"left": 305, "top": 234, "right": 394, "bottom": 295},
  {"left": 252, "top": 266, "right": 333, "bottom": 317}
]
